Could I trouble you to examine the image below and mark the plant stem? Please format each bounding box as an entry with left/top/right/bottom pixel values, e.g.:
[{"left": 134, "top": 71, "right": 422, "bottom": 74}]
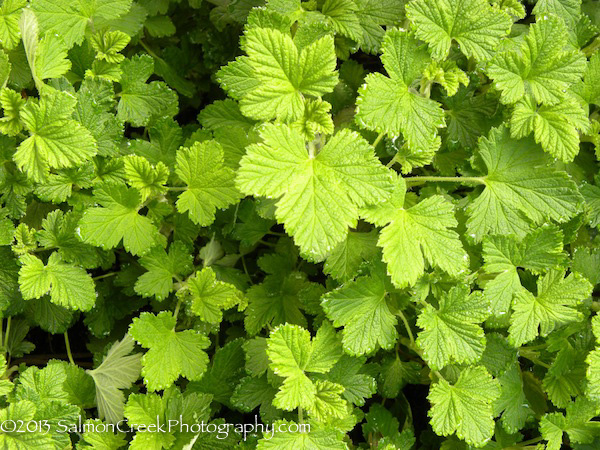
[
  {"left": 386, "top": 153, "right": 398, "bottom": 168},
  {"left": 372, "top": 132, "right": 385, "bottom": 148},
  {"left": 4, "top": 317, "right": 11, "bottom": 352},
  {"left": 173, "top": 298, "right": 183, "bottom": 323},
  {"left": 0, "top": 319, "right": 3, "bottom": 349},
  {"left": 64, "top": 332, "right": 75, "bottom": 365},
  {"left": 298, "top": 406, "right": 303, "bottom": 424},
  {"left": 433, "top": 370, "right": 446, "bottom": 382},
  {"left": 517, "top": 436, "right": 543, "bottom": 447},
  {"left": 405, "top": 176, "right": 486, "bottom": 186},
  {"left": 397, "top": 310, "right": 415, "bottom": 349},
  {"left": 166, "top": 186, "right": 187, "bottom": 191},
  {"left": 93, "top": 272, "right": 117, "bottom": 281}
]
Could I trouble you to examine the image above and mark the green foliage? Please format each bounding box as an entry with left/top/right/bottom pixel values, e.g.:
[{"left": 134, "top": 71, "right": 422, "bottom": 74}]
[{"left": 1, "top": 1, "right": 600, "bottom": 449}]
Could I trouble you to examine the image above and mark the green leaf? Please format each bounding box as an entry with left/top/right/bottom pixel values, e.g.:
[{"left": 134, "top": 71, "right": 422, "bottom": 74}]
[
  {"left": 123, "top": 155, "right": 169, "bottom": 202},
  {"left": 244, "top": 271, "right": 317, "bottom": 335},
  {"left": 361, "top": 175, "right": 468, "bottom": 288},
  {"left": 14, "top": 362, "right": 68, "bottom": 403},
  {"left": 0, "top": 0, "right": 26, "bottom": 51},
  {"left": 184, "top": 267, "right": 243, "bottom": 324},
  {"left": 416, "top": 285, "right": 489, "bottom": 370},
  {"left": 466, "top": 126, "right": 583, "bottom": 240},
  {"left": 78, "top": 419, "right": 127, "bottom": 449},
  {"left": 541, "top": 397, "right": 600, "bottom": 450},
  {"left": 510, "top": 94, "right": 590, "bottom": 162},
  {"left": 256, "top": 420, "right": 348, "bottom": 449},
  {"left": 0, "top": 88, "right": 25, "bottom": 136},
  {"left": 18, "top": 252, "right": 96, "bottom": 311},
  {"left": 267, "top": 322, "right": 342, "bottom": 413},
  {"left": 36, "top": 209, "right": 101, "bottom": 268},
  {"left": 321, "top": 0, "right": 362, "bottom": 42},
  {"left": 218, "top": 27, "right": 338, "bottom": 121},
  {"left": 175, "top": 141, "right": 240, "bottom": 226},
  {"left": 31, "top": 0, "right": 133, "bottom": 49},
  {"left": 86, "top": 334, "right": 142, "bottom": 424},
  {"left": 0, "top": 401, "right": 54, "bottom": 449},
  {"left": 13, "top": 90, "right": 97, "bottom": 182},
  {"left": 129, "top": 311, "right": 210, "bottom": 391},
  {"left": 493, "top": 363, "right": 534, "bottom": 433},
  {"left": 237, "top": 123, "right": 393, "bottom": 261},
  {"left": 482, "top": 226, "right": 565, "bottom": 316},
  {"left": 487, "top": 16, "right": 586, "bottom": 105},
  {"left": 356, "top": 29, "right": 445, "bottom": 154},
  {"left": 354, "top": 0, "right": 405, "bottom": 54},
  {"left": 587, "top": 316, "right": 600, "bottom": 400},
  {"left": 324, "top": 230, "right": 379, "bottom": 282},
  {"left": 134, "top": 242, "right": 193, "bottom": 301},
  {"left": 406, "top": 0, "right": 512, "bottom": 60},
  {"left": 117, "top": 54, "right": 178, "bottom": 126},
  {"left": 79, "top": 184, "right": 164, "bottom": 256},
  {"left": 508, "top": 270, "right": 592, "bottom": 346},
  {"left": 428, "top": 366, "right": 501, "bottom": 447},
  {"left": 90, "top": 30, "right": 130, "bottom": 63},
  {"left": 321, "top": 265, "right": 399, "bottom": 356}
]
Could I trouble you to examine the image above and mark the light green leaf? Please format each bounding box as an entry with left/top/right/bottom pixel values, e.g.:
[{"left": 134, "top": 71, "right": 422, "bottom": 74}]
[
  {"left": 18, "top": 252, "right": 96, "bottom": 311},
  {"left": 508, "top": 270, "right": 592, "bottom": 346},
  {"left": 428, "top": 366, "right": 501, "bottom": 447},
  {"left": 406, "top": 0, "right": 512, "bottom": 60},
  {"left": 31, "top": 0, "right": 133, "bottom": 48},
  {"left": 237, "top": 124, "right": 393, "bottom": 261},
  {"left": 184, "top": 267, "right": 243, "bottom": 324},
  {"left": 129, "top": 311, "right": 210, "bottom": 391},
  {"left": 487, "top": 16, "right": 586, "bottom": 105},
  {"left": 493, "top": 363, "right": 534, "bottom": 433},
  {"left": 117, "top": 54, "right": 178, "bottom": 127},
  {"left": 0, "top": 0, "right": 26, "bottom": 51},
  {"left": 466, "top": 126, "right": 583, "bottom": 240},
  {"left": 321, "top": 266, "right": 398, "bottom": 356},
  {"left": 13, "top": 90, "right": 97, "bottom": 182},
  {"left": 510, "top": 94, "right": 590, "bottom": 162},
  {"left": 175, "top": 141, "right": 240, "bottom": 226},
  {"left": 218, "top": 27, "right": 338, "bottom": 121},
  {"left": 79, "top": 184, "right": 164, "bottom": 256},
  {"left": 134, "top": 242, "right": 193, "bottom": 301},
  {"left": 361, "top": 175, "right": 468, "bottom": 288},
  {"left": 267, "top": 322, "right": 342, "bottom": 413},
  {"left": 416, "top": 285, "right": 489, "bottom": 370},
  {"left": 256, "top": 420, "right": 348, "bottom": 449},
  {"left": 356, "top": 29, "right": 445, "bottom": 154},
  {"left": 86, "top": 334, "right": 142, "bottom": 424},
  {"left": 123, "top": 155, "right": 169, "bottom": 202}
]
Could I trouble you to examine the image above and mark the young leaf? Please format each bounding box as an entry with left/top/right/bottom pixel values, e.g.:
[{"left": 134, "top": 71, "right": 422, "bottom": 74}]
[
  {"left": 19, "top": 253, "right": 96, "bottom": 311},
  {"left": 321, "top": 264, "right": 399, "bottom": 356},
  {"left": 508, "top": 270, "right": 592, "bottom": 347},
  {"left": 175, "top": 140, "right": 240, "bottom": 226},
  {"left": 406, "top": 0, "right": 511, "bottom": 61},
  {"left": 356, "top": 29, "right": 445, "bottom": 154},
  {"left": 417, "top": 285, "right": 489, "bottom": 370},
  {"left": 13, "top": 90, "right": 97, "bottom": 182},
  {"left": 361, "top": 175, "right": 468, "bottom": 288},
  {"left": 237, "top": 123, "right": 393, "bottom": 261},
  {"left": 79, "top": 184, "right": 164, "bottom": 256},
  {"left": 218, "top": 27, "right": 338, "bottom": 121},
  {"left": 184, "top": 267, "right": 243, "bottom": 324},
  {"left": 428, "top": 366, "right": 501, "bottom": 447},
  {"left": 487, "top": 16, "right": 586, "bottom": 105},
  {"left": 466, "top": 126, "right": 583, "bottom": 240},
  {"left": 129, "top": 311, "right": 210, "bottom": 391}
]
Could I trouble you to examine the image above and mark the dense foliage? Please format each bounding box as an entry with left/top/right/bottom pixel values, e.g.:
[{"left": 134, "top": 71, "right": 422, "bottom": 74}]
[{"left": 1, "top": 0, "right": 600, "bottom": 448}]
